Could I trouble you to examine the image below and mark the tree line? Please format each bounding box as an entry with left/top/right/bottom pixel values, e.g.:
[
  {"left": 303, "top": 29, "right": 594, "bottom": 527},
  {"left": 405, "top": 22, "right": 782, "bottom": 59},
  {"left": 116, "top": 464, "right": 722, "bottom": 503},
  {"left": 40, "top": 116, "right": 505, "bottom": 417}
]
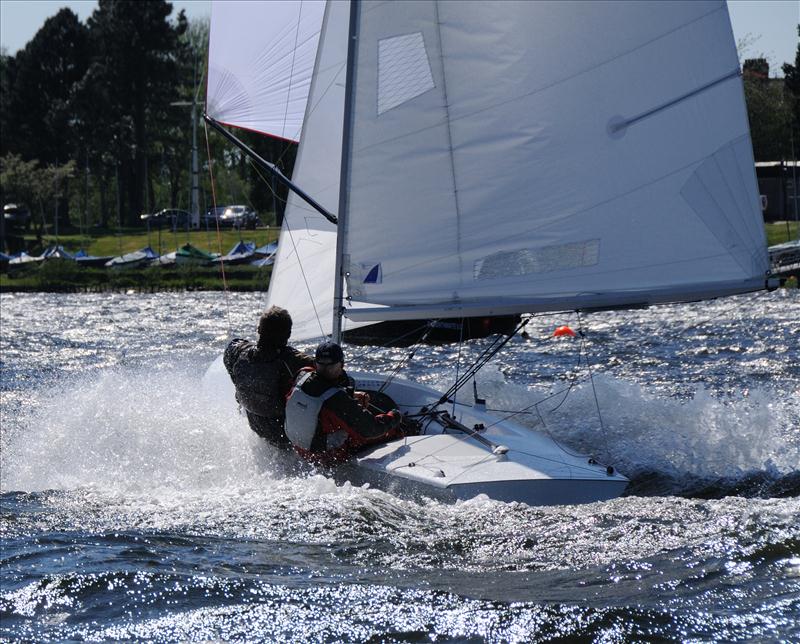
[
  {"left": 742, "top": 26, "right": 800, "bottom": 163},
  {"left": 0, "top": 2, "right": 798, "bottom": 249},
  {"left": 0, "top": 0, "right": 295, "bottom": 246}
]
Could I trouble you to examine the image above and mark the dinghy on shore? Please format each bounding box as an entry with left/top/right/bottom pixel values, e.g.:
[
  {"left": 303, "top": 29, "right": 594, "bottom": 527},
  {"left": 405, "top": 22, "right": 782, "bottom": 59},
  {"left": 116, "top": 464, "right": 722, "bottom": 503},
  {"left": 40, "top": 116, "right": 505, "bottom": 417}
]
[
  {"left": 217, "top": 241, "right": 256, "bottom": 265},
  {"left": 106, "top": 246, "right": 159, "bottom": 270},
  {"left": 75, "top": 249, "right": 114, "bottom": 268},
  {"left": 175, "top": 243, "right": 218, "bottom": 266}
]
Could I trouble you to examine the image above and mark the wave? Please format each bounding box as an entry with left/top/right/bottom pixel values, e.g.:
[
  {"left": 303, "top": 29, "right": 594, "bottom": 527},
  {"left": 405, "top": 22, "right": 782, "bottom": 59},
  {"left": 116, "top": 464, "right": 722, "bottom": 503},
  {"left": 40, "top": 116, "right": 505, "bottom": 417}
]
[{"left": 1, "top": 359, "right": 797, "bottom": 500}]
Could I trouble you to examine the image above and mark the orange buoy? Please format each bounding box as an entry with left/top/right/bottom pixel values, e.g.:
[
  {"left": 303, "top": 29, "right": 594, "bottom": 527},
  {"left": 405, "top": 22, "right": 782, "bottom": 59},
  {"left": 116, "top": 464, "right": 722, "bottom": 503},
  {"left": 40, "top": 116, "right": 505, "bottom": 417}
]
[{"left": 553, "top": 325, "right": 576, "bottom": 338}]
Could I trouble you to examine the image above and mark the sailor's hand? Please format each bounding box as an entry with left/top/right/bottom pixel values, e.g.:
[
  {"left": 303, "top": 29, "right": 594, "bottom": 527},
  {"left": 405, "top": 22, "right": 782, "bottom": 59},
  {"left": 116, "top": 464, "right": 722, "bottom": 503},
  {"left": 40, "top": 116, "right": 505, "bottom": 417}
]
[
  {"left": 354, "top": 391, "right": 371, "bottom": 409},
  {"left": 386, "top": 409, "right": 402, "bottom": 429}
]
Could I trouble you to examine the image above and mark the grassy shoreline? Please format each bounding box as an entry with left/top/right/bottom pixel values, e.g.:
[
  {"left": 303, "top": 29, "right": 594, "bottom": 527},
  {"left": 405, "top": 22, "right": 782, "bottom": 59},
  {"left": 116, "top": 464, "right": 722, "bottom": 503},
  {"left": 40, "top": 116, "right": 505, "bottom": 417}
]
[
  {"left": 1, "top": 226, "right": 277, "bottom": 292},
  {"left": 1, "top": 222, "right": 797, "bottom": 293}
]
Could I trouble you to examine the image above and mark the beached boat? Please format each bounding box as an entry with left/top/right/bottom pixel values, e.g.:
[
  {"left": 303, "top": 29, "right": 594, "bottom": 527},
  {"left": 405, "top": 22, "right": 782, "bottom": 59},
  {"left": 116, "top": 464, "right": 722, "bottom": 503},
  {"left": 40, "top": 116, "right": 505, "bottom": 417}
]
[
  {"left": 218, "top": 241, "right": 256, "bottom": 266},
  {"left": 106, "top": 246, "right": 160, "bottom": 270},
  {"left": 74, "top": 249, "right": 115, "bottom": 268},
  {"left": 175, "top": 243, "right": 218, "bottom": 266},
  {"left": 40, "top": 245, "right": 75, "bottom": 261}
]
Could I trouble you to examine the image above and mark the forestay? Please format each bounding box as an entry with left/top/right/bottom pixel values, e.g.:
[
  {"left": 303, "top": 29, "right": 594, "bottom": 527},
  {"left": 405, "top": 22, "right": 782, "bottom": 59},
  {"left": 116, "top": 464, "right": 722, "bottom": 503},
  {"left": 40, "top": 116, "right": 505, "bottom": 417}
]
[
  {"left": 341, "top": 0, "right": 770, "bottom": 321},
  {"left": 206, "top": 0, "right": 325, "bottom": 141}
]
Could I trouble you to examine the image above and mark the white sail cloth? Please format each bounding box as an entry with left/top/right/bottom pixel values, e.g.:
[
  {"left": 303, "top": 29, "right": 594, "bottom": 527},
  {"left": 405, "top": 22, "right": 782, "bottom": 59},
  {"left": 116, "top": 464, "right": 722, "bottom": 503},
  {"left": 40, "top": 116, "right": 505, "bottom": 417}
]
[
  {"left": 340, "top": 0, "right": 769, "bottom": 321},
  {"left": 263, "top": 0, "right": 378, "bottom": 341},
  {"left": 207, "top": 0, "right": 370, "bottom": 341},
  {"left": 207, "top": 0, "right": 325, "bottom": 141}
]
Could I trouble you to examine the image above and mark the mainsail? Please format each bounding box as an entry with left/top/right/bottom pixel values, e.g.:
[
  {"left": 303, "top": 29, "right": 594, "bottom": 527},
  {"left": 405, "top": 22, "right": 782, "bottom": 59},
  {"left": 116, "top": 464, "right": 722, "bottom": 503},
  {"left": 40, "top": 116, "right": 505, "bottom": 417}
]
[{"left": 340, "top": 0, "right": 770, "bottom": 321}]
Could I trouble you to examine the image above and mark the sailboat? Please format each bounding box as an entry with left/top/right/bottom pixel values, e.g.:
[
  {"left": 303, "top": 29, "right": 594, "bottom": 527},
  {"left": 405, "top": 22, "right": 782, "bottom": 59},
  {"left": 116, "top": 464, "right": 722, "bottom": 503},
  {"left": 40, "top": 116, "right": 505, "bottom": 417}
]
[
  {"left": 204, "top": 0, "right": 773, "bottom": 505},
  {"left": 105, "top": 246, "right": 160, "bottom": 270},
  {"left": 218, "top": 240, "right": 257, "bottom": 265}
]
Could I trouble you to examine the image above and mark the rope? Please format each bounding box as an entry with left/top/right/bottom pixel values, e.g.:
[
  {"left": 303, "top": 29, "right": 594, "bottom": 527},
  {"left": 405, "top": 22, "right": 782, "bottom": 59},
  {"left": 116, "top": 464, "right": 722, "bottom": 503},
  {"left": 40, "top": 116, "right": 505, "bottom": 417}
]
[
  {"left": 203, "top": 119, "right": 233, "bottom": 336},
  {"left": 281, "top": 3, "right": 304, "bottom": 145},
  {"left": 577, "top": 312, "right": 610, "bottom": 461},
  {"left": 452, "top": 319, "right": 464, "bottom": 416},
  {"left": 430, "top": 316, "right": 531, "bottom": 411},
  {"left": 374, "top": 321, "right": 439, "bottom": 395},
  {"left": 347, "top": 322, "right": 431, "bottom": 362},
  {"left": 248, "top": 161, "right": 326, "bottom": 338},
  {"left": 482, "top": 292, "right": 766, "bottom": 431}
]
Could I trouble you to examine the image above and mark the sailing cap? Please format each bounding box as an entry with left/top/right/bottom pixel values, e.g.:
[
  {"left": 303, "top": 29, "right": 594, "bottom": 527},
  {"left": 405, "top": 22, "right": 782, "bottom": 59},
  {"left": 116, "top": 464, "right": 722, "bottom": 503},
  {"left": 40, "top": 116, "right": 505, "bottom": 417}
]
[{"left": 315, "top": 341, "right": 344, "bottom": 365}]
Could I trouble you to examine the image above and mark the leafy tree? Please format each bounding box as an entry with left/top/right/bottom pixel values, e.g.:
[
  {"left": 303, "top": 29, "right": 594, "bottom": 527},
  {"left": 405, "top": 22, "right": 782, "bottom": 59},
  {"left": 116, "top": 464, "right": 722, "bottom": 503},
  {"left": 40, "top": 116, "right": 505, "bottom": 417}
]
[
  {"left": 1, "top": 9, "right": 89, "bottom": 164},
  {"left": 0, "top": 153, "right": 76, "bottom": 244},
  {"left": 743, "top": 58, "right": 792, "bottom": 160},
  {"left": 781, "top": 26, "right": 800, "bottom": 151},
  {"left": 0, "top": 48, "right": 17, "bottom": 158},
  {"left": 81, "top": 0, "right": 188, "bottom": 225}
]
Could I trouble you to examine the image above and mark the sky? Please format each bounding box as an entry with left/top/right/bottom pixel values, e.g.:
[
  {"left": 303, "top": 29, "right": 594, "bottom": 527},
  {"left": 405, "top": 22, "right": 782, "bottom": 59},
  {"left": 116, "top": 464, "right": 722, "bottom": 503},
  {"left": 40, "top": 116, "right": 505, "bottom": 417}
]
[{"left": 0, "top": 0, "right": 798, "bottom": 75}]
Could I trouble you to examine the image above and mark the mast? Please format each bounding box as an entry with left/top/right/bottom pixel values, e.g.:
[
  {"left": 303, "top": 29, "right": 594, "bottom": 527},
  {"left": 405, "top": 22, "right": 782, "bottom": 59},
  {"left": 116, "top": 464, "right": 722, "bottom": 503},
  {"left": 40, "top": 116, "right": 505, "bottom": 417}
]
[{"left": 331, "top": 0, "right": 360, "bottom": 343}]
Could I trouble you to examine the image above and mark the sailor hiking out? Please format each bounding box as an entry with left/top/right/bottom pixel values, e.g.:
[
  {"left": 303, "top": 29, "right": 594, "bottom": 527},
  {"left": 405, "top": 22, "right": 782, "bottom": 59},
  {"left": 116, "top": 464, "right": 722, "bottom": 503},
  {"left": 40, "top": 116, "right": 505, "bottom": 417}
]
[
  {"left": 224, "top": 306, "right": 314, "bottom": 445},
  {"left": 285, "top": 341, "right": 404, "bottom": 463}
]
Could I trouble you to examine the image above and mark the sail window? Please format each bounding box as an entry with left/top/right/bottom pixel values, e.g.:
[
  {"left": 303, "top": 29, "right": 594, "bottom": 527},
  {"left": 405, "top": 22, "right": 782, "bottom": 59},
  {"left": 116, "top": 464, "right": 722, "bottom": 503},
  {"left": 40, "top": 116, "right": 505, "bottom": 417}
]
[
  {"left": 377, "top": 32, "right": 435, "bottom": 115},
  {"left": 473, "top": 240, "right": 601, "bottom": 281}
]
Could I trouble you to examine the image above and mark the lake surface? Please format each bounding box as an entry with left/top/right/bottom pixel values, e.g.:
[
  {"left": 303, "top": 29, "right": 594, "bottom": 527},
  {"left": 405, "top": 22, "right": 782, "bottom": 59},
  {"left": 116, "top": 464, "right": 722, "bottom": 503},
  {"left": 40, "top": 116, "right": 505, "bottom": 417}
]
[{"left": 1, "top": 290, "right": 798, "bottom": 642}]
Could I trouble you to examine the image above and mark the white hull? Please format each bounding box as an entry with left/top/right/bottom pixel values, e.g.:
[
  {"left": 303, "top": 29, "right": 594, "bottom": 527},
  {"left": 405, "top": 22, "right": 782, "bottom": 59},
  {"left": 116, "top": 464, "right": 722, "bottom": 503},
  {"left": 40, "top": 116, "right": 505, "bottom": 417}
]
[
  {"left": 350, "top": 372, "right": 628, "bottom": 506},
  {"left": 203, "top": 357, "right": 627, "bottom": 506}
]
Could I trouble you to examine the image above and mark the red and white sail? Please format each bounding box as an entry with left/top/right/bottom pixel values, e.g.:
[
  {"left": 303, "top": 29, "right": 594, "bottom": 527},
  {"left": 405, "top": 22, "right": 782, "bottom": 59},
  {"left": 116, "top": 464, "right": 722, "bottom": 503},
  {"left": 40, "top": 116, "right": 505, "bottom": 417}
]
[{"left": 207, "top": 0, "right": 326, "bottom": 141}]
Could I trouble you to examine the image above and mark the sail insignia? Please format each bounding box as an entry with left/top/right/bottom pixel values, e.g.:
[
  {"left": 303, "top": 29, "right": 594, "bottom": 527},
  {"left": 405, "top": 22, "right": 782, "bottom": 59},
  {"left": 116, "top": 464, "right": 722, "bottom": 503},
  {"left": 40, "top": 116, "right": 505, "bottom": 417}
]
[{"left": 364, "top": 263, "right": 383, "bottom": 284}]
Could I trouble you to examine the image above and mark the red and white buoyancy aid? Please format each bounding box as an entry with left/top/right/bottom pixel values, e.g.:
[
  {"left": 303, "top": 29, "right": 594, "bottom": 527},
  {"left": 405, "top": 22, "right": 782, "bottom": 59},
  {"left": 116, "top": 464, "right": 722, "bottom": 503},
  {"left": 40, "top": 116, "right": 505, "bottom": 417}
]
[{"left": 284, "top": 371, "right": 348, "bottom": 453}]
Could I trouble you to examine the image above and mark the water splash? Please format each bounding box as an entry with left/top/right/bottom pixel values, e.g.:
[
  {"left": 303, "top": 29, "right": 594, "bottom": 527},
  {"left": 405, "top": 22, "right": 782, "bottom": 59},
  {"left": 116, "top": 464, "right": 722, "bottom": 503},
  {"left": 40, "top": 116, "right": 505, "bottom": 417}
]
[
  {"left": 0, "top": 364, "right": 278, "bottom": 494},
  {"left": 2, "top": 353, "right": 797, "bottom": 500}
]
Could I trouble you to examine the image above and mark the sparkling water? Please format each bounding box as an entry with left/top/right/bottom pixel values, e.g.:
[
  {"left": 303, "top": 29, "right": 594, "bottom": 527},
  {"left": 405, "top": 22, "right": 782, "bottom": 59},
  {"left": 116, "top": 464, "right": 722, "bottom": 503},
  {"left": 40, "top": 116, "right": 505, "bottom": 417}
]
[{"left": 1, "top": 291, "right": 798, "bottom": 641}]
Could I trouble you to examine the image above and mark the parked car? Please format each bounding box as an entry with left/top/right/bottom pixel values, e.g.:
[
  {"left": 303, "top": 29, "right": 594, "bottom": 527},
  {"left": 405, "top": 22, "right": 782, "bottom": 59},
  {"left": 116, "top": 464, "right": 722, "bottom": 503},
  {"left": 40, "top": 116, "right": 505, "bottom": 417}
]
[
  {"left": 3, "top": 203, "right": 31, "bottom": 231},
  {"left": 202, "top": 206, "right": 227, "bottom": 228},
  {"left": 204, "top": 204, "right": 260, "bottom": 229},
  {"left": 141, "top": 208, "right": 193, "bottom": 230}
]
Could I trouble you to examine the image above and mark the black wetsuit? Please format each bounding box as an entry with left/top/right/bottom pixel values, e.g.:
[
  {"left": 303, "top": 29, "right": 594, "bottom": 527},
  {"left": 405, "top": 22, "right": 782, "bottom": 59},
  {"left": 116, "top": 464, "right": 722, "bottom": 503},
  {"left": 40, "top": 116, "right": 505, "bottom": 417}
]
[{"left": 224, "top": 339, "right": 313, "bottom": 445}]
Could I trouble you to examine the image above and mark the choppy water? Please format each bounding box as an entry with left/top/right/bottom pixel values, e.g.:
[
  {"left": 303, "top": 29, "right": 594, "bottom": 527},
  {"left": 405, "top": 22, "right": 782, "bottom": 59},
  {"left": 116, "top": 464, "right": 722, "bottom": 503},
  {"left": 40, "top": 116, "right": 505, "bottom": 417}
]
[{"left": 1, "top": 290, "right": 798, "bottom": 642}]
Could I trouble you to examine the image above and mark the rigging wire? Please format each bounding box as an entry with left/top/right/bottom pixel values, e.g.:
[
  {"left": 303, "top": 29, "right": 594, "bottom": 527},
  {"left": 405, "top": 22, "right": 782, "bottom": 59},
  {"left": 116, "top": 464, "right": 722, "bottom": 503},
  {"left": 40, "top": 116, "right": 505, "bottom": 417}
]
[
  {"left": 347, "top": 322, "right": 431, "bottom": 362},
  {"left": 452, "top": 318, "right": 464, "bottom": 417},
  {"left": 282, "top": 3, "right": 304, "bottom": 143},
  {"left": 374, "top": 321, "right": 439, "bottom": 396},
  {"left": 203, "top": 118, "right": 233, "bottom": 336},
  {"left": 430, "top": 317, "right": 531, "bottom": 411},
  {"left": 248, "top": 160, "right": 327, "bottom": 339},
  {"left": 481, "top": 291, "right": 766, "bottom": 431},
  {"left": 544, "top": 323, "right": 585, "bottom": 414},
  {"left": 577, "top": 312, "right": 611, "bottom": 461}
]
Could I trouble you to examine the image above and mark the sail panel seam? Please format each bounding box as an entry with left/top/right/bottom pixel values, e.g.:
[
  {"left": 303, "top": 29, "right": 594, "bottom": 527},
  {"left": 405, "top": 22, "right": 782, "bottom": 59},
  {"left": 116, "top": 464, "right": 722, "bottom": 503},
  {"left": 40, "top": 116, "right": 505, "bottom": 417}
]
[{"left": 433, "top": 0, "right": 463, "bottom": 285}]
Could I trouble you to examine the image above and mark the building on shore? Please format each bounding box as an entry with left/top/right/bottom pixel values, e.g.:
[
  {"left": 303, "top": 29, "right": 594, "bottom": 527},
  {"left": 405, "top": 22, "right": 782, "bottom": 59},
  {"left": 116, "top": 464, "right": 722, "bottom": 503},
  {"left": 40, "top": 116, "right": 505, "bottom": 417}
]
[{"left": 756, "top": 161, "right": 799, "bottom": 223}]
